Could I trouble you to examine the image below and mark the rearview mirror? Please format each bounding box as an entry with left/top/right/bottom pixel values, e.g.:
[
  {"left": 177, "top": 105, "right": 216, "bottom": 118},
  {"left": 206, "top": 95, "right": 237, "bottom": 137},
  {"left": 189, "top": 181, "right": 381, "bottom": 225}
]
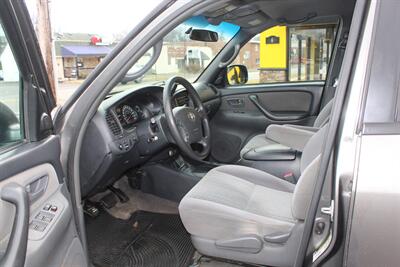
[
  {"left": 226, "top": 65, "right": 248, "bottom": 85},
  {"left": 189, "top": 29, "right": 218, "bottom": 42}
]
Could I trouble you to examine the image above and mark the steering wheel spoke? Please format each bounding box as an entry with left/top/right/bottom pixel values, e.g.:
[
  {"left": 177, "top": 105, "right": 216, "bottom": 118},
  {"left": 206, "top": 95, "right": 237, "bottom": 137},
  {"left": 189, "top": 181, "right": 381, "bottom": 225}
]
[{"left": 194, "top": 106, "right": 206, "bottom": 118}]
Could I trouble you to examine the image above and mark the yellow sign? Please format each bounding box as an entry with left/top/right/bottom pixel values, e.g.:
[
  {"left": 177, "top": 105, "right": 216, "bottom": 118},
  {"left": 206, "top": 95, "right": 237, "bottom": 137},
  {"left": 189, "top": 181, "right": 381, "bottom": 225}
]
[{"left": 260, "top": 26, "right": 287, "bottom": 69}]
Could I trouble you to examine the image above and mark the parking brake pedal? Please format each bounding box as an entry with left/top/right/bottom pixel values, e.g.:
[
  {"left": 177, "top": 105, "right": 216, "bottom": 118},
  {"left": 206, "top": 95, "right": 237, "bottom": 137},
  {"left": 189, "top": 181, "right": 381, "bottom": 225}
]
[{"left": 108, "top": 186, "right": 129, "bottom": 203}]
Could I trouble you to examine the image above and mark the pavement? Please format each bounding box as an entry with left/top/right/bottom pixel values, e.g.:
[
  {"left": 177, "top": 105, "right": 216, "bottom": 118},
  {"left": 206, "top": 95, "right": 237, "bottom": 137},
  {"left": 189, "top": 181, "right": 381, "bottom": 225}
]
[
  {"left": 56, "top": 80, "right": 83, "bottom": 105},
  {"left": 0, "top": 80, "right": 84, "bottom": 116}
]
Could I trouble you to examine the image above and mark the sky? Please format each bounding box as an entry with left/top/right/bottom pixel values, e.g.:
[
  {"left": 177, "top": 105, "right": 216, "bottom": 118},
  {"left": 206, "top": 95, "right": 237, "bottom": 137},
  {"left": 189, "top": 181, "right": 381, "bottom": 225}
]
[{"left": 25, "top": 0, "right": 161, "bottom": 41}]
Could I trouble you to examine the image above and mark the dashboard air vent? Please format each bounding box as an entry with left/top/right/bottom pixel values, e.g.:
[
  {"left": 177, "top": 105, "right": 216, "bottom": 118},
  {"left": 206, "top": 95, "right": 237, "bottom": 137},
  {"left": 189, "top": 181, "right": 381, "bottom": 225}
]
[{"left": 105, "top": 112, "right": 122, "bottom": 136}]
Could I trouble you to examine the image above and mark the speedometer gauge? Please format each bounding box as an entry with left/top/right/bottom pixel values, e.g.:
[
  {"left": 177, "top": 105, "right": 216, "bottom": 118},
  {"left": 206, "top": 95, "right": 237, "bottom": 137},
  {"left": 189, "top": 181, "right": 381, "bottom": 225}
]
[{"left": 122, "top": 105, "right": 138, "bottom": 124}]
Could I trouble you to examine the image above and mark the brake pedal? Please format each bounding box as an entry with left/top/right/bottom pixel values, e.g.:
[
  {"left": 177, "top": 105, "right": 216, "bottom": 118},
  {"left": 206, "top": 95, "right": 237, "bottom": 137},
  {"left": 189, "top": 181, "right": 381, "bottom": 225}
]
[
  {"left": 99, "top": 192, "right": 118, "bottom": 209},
  {"left": 108, "top": 186, "right": 129, "bottom": 203},
  {"left": 84, "top": 201, "right": 100, "bottom": 218}
]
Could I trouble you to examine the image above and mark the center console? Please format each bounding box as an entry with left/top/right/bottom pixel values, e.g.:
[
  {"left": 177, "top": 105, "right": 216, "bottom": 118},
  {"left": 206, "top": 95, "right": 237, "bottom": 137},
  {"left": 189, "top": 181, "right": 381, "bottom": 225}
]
[
  {"left": 138, "top": 152, "right": 218, "bottom": 202},
  {"left": 239, "top": 144, "right": 301, "bottom": 183}
]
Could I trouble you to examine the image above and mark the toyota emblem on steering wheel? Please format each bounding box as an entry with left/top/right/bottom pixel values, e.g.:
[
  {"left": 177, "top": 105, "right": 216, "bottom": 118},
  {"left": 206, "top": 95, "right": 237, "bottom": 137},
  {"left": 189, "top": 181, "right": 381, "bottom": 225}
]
[{"left": 187, "top": 112, "right": 196, "bottom": 121}]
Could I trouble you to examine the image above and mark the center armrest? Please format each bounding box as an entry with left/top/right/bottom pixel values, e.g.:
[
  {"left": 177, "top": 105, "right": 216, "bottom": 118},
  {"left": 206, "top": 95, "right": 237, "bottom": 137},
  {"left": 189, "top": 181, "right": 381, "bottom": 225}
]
[
  {"left": 265, "top": 124, "right": 315, "bottom": 152},
  {"left": 243, "top": 144, "right": 296, "bottom": 161},
  {"left": 283, "top": 124, "right": 320, "bottom": 133}
]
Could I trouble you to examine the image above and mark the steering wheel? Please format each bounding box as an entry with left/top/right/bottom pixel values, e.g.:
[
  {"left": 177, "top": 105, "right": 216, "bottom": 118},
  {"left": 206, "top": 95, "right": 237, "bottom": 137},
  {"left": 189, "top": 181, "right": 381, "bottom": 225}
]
[{"left": 163, "top": 76, "right": 211, "bottom": 161}]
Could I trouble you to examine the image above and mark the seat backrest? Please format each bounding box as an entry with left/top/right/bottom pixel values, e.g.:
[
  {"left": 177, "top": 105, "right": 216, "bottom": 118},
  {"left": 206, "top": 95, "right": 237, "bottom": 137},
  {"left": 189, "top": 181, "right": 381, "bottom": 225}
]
[
  {"left": 291, "top": 124, "right": 328, "bottom": 220},
  {"left": 313, "top": 99, "right": 333, "bottom": 128}
]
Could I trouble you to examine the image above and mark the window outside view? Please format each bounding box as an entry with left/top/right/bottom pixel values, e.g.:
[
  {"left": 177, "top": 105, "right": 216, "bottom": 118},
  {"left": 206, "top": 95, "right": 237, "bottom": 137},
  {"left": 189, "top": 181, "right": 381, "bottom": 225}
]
[
  {"left": 0, "top": 0, "right": 337, "bottom": 110},
  {"left": 24, "top": 0, "right": 163, "bottom": 105},
  {"left": 231, "top": 24, "right": 337, "bottom": 85},
  {"left": 110, "top": 16, "right": 240, "bottom": 94},
  {"left": 0, "top": 24, "right": 23, "bottom": 145}
]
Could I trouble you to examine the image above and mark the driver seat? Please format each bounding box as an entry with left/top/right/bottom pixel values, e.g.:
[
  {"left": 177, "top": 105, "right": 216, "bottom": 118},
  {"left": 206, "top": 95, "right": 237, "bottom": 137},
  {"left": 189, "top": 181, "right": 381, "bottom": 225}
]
[{"left": 179, "top": 124, "right": 328, "bottom": 266}]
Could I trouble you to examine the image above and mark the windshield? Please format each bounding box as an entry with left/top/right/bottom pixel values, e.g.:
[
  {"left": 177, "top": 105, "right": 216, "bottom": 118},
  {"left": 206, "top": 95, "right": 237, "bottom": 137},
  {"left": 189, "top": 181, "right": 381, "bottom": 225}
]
[{"left": 111, "top": 16, "right": 240, "bottom": 93}]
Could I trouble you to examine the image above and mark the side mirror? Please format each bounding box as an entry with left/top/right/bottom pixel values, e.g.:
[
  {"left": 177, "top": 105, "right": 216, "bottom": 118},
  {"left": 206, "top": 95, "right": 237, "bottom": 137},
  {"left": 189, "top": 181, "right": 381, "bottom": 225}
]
[
  {"left": 189, "top": 29, "right": 218, "bottom": 42},
  {"left": 226, "top": 65, "right": 248, "bottom": 85}
]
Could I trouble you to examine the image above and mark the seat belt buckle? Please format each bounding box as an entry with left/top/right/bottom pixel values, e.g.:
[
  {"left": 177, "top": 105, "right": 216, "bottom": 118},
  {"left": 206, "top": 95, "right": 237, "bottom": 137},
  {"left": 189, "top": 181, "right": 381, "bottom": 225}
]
[{"left": 282, "top": 171, "right": 295, "bottom": 183}]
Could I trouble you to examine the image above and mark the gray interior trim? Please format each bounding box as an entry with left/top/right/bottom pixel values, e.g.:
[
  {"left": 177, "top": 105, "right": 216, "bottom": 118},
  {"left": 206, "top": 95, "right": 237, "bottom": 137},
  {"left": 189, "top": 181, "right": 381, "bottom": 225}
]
[
  {"left": 122, "top": 40, "right": 163, "bottom": 82},
  {"left": 320, "top": 17, "right": 343, "bottom": 106},
  {"left": 0, "top": 136, "right": 63, "bottom": 182},
  {"left": 218, "top": 44, "right": 241, "bottom": 68},
  {"left": 0, "top": 183, "right": 29, "bottom": 267}
]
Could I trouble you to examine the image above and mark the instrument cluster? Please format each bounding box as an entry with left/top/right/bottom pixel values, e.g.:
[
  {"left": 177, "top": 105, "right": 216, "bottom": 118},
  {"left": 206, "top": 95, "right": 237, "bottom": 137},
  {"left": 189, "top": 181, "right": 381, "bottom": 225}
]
[{"left": 115, "top": 104, "right": 145, "bottom": 129}]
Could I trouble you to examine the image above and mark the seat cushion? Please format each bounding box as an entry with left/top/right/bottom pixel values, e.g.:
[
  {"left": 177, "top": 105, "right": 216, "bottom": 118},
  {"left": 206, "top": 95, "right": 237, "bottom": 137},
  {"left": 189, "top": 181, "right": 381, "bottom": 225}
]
[
  {"left": 240, "top": 134, "right": 276, "bottom": 157},
  {"left": 179, "top": 165, "right": 296, "bottom": 241}
]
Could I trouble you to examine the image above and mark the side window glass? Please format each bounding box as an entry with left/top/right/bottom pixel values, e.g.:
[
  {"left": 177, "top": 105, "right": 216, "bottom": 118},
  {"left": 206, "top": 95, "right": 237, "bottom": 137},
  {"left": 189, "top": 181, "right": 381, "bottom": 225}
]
[
  {"left": 0, "top": 23, "right": 23, "bottom": 147},
  {"left": 228, "top": 24, "right": 337, "bottom": 85}
]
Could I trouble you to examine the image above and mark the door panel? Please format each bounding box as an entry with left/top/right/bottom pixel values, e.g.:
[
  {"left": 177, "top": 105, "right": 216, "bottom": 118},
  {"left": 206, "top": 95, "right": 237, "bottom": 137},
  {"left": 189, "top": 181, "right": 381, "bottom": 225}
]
[
  {"left": 210, "top": 83, "right": 324, "bottom": 162},
  {"left": 221, "top": 91, "right": 314, "bottom": 118},
  {"left": 0, "top": 138, "right": 87, "bottom": 267}
]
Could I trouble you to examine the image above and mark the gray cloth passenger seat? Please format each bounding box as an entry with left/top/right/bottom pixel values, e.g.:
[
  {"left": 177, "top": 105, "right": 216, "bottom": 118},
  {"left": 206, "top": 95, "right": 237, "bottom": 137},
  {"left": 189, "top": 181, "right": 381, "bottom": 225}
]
[
  {"left": 179, "top": 124, "right": 329, "bottom": 266},
  {"left": 240, "top": 99, "right": 333, "bottom": 157}
]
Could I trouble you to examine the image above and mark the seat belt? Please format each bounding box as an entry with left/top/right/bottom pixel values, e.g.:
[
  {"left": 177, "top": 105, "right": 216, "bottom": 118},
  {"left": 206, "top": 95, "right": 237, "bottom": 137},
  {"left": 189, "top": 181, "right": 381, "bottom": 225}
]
[{"left": 320, "top": 33, "right": 348, "bottom": 109}]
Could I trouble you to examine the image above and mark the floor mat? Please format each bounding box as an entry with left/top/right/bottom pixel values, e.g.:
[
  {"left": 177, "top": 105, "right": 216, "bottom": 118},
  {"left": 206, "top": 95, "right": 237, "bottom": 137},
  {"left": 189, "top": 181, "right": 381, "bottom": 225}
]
[
  {"left": 192, "top": 252, "right": 260, "bottom": 267},
  {"left": 86, "top": 210, "right": 195, "bottom": 267},
  {"left": 90, "top": 177, "right": 178, "bottom": 220}
]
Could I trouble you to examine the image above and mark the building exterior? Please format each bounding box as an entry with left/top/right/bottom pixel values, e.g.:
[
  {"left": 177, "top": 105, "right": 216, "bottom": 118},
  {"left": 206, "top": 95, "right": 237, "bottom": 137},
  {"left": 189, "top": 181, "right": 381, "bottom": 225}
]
[{"left": 55, "top": 33, "right": 114, "bottom": 80}]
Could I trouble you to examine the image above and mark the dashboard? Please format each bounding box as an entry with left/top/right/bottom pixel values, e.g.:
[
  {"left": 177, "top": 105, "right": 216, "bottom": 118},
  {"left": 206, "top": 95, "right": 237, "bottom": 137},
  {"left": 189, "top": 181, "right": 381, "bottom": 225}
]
[{"left": 79, "top": 83, "right": 220, "bottom": 197}]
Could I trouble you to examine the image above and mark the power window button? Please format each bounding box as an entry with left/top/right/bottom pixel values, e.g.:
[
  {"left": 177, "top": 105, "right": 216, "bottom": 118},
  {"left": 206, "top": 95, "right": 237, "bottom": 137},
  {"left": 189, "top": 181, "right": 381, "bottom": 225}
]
[
  {"left": 43, "top": 204, "right": 51, "bottom": 211},
  {"left": 50, "top": 206, "right": 58, "bottom": 212},
  {"left": 30, "top": 221, "right": 47, "bottom": 232}
]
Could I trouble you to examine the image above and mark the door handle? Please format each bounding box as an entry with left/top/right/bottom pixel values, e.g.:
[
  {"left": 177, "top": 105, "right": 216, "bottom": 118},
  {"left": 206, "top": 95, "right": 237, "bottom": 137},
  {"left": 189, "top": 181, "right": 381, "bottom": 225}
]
[
  {"left": 0, "top": 183, "right": 29, "bottom": 267},
  {"left": 248, "top": 94, "right": 308, "bottom": 121},
  {"left": 25, "top": 175, "right": 48, "bottom": 203},
  {"left": 227, "top": 98, "right": 244, "bottom": 107}
]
